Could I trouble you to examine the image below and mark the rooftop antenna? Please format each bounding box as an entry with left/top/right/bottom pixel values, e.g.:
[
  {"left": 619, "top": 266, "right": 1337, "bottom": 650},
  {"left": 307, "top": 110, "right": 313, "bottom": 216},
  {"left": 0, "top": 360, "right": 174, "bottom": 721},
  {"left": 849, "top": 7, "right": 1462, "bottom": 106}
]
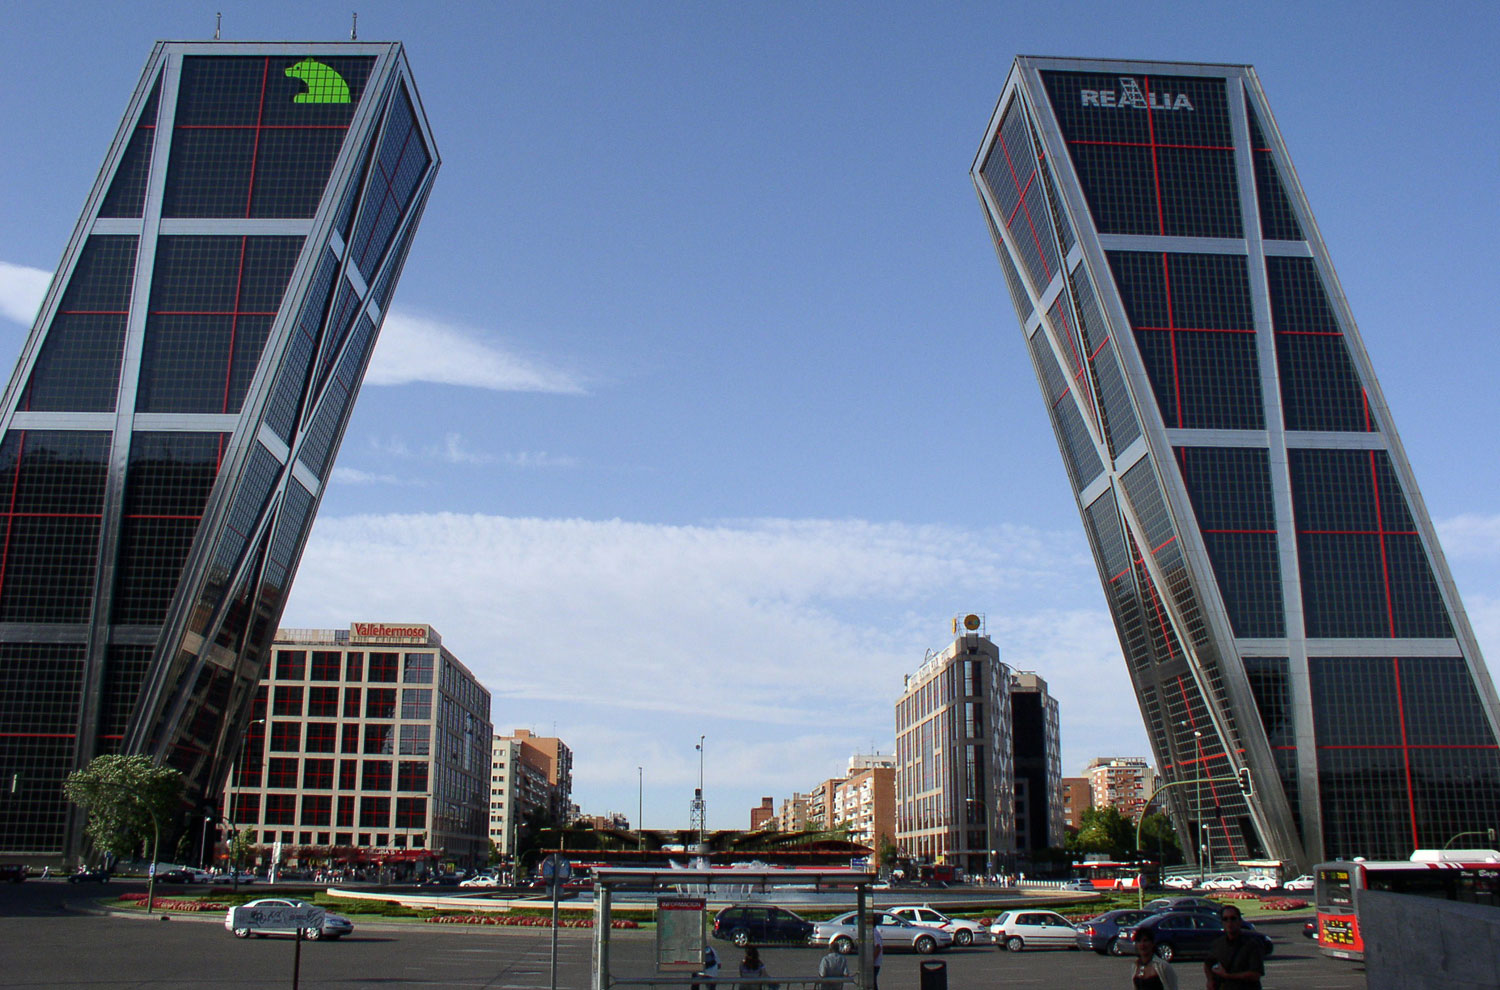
[
  {"left": 351, "top": 12, "right": 358, "bottom": 40},
  {"left": 214, "top": 12, "right": 221, "bottom": 40}
]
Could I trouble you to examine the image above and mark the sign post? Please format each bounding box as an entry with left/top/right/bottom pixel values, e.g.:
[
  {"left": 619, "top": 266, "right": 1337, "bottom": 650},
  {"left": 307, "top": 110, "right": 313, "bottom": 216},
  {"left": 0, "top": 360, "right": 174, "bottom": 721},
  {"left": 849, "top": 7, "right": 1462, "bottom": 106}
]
[
  {"left": 228, "top": 904, "right": 327, "bottom": 990},
  {"left": 542, "top": 854, "right": 572, "bottom": 990}
]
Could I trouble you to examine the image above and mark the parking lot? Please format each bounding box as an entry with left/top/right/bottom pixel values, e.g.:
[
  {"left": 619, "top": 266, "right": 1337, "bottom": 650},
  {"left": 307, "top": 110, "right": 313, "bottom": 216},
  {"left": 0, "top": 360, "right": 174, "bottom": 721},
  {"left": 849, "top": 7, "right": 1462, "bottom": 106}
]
[{"left": 0, "top": 882, "right": 1365, "bottom": 989}]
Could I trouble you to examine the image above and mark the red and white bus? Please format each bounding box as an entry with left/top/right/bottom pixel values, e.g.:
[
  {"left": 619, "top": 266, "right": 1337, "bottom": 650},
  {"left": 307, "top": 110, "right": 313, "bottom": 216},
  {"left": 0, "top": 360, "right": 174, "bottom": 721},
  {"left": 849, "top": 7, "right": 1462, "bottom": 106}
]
[{"left": 1313, "top": 850, "right": 1500, "bottom": 961}]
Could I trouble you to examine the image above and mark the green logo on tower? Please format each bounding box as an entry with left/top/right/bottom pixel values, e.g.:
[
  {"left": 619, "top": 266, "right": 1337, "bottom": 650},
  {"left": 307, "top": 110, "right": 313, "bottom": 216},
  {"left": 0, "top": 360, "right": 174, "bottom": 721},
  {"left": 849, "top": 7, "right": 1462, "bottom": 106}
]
[{"left": 285, "top": 59, "right": 350, "bottom": 104}]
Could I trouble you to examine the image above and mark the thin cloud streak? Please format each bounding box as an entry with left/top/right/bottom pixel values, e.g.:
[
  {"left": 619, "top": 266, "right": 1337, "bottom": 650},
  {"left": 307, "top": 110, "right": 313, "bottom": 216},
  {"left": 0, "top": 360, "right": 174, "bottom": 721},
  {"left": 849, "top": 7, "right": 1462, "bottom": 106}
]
[
  {"left": 0, "top": 261, "right": 50, "bottom": 326},
  {"left": 369, "top": 309, "right": 586, "bottom": 394}
]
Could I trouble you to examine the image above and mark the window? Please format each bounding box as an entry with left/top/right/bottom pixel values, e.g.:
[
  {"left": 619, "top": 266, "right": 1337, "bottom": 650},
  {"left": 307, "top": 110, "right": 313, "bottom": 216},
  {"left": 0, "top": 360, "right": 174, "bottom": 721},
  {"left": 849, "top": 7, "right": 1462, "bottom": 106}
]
[
  {"left": 344, "top": 652, "right": 363, "bottom": 681},
  {"left": 308, "top": 687, "right": 339, "bottom": 716},
  {"left": 265, "top": 794, "right": 295, "bottom": 825},
  {"left": 359, "top": 797, "right": 390, "bottom": 828},
  {"left": 339, "top": 759, "right": 358, "bottom": 789},
  {"left": 303, "top": 758, "right": 334, "bottom": 789},
  {"left": 342, "top": 687, "right": 362, "bottom": 717},
  {"left": 341, "top": 723, "right": 360, "bottom": 754},
  {"left": 304, "top": 722, "right": 336, "bottom": 753},
  {"left": 368, "top": 652, "right": 398, "bottom": 682},
  {"left": 399, "top": 724, "right": 430, "bottom": 755},
  {"left": 400, "top": 688, "right": 432, "bottom": 720},
  {"left": 300, "top": 795, "right": 331, "bottom": 826},
  {"left": 266, "top": 757, "right": 299, "bottom": 788},
  {"left": 403, "top": 652, "right": 434, "bottom": 683},
  {"left": 397, "top": 761, "right": 428, "bottom": 792},
  {"left": 274, "top": 650, "right": 305, "bottom": 680},
  {"left": 396, "top": 797, "right": 426, "bottom": 828},
  {"left": 365, "top": 687, "right": 395, "bottom": 718},
  {"left": 364, "top": 723, "right": 393, "bottom": 754},
  {"left": 310, "top": 650, "right": 342, "bottom": 681},
  {"left": 269, "top": 721, "right": 301, "bottom": 753},
  {"left": 363, "top": 760, "right": 392, "bottom": 790},
  {"left": 336, "top": 797, "right": 355, "bottom": 827},
  {"left": 272, "top": 685, "right": 303, "bottom": 717}
]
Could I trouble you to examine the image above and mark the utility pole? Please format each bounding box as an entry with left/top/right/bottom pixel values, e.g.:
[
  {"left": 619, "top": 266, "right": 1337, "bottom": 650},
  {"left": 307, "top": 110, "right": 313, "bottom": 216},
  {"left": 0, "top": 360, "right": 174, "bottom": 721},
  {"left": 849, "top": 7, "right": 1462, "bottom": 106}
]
[{"left": 689, "top": 736, "right": 707, "bottom": 846}]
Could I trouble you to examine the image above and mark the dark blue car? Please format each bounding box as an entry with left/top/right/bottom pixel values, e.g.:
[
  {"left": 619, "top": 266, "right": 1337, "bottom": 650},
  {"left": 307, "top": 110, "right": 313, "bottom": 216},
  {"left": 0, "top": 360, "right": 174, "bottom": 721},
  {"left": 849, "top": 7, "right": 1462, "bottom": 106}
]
[
  {"left": 1116, "top": 911, "right": 1274, "bottom": 962},
  {"left": 1075, "top": 909, "right": 1153, "bottom": 955}
]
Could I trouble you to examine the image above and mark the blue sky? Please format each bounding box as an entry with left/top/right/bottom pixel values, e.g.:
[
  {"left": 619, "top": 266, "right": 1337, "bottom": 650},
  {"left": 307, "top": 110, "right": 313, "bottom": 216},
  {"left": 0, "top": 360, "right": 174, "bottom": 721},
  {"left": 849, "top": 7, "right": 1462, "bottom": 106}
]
[{"left": 2, "top": 1, "right": 1498, "bottom": 831}]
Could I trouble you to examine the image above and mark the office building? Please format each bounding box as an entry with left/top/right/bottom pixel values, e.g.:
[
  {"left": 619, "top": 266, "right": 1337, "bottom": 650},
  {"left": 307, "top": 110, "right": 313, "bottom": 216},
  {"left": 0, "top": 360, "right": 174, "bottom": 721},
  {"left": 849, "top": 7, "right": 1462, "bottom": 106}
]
[
  {"left": 972, "top": 57, "right": 1500, "bottom": 865},
  {"left": 1061, "top": 776, "right": 1093, "bottom": 832},
  {"left": 895, "top": 618, "right": 1014, "bottom": 873},
  {"left": 223, "top": 624, "right": 491, "bottom": 870},
  {"left": 0, "top": 42, "right": 438, "bottom": 863},
  {"left": 1087, "top": 757, "right": 1158, "bottom": 824},
  {"left": 1011, "top": 672, "right": 1064, "bottom": 850}
]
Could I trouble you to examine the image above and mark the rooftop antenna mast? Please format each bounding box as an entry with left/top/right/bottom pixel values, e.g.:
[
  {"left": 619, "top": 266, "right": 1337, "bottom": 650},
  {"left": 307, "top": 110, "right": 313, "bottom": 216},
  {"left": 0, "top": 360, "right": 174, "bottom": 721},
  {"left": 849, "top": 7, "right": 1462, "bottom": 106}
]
[
  {"left": 214, "top": 12, "right": 221, "bottom": 40},
  {"left": 351, "top": 12, "right": 358, "bottom": 40}
]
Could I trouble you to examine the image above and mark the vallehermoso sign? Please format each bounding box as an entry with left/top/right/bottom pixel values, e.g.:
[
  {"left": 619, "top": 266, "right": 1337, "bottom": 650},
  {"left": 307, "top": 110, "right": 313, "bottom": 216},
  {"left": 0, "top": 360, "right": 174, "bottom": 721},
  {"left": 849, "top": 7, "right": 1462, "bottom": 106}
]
[{"left": 350, "top": 622, "right": 431, "bottom": 644}]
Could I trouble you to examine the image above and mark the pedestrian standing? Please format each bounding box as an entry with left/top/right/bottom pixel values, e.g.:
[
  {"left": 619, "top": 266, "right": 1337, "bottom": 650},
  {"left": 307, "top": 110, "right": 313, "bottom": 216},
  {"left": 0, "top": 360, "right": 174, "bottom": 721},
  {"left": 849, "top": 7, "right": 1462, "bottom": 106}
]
[
  {"left": 739, "top": 946, "right": 773, "bottom": 990},
  {"left": 1204, "top": 905, "right": 1263, "bottom": 990},
  {"left": 691, "top": 944, "right": 719, "bottom": 990},
  {"left": 1131, "top": 929, "right": 1178, "bottom": 990},
  {"left": 817, "top": 945, "right": 849, "bottom": 990}
]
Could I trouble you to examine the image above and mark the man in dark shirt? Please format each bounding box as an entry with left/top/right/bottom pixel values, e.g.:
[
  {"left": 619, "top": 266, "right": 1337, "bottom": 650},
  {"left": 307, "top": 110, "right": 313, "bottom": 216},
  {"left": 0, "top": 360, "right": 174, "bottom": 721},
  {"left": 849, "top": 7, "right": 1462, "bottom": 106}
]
[{"left": 1204, "top": 905, "right": 1264, "bottom": 989}]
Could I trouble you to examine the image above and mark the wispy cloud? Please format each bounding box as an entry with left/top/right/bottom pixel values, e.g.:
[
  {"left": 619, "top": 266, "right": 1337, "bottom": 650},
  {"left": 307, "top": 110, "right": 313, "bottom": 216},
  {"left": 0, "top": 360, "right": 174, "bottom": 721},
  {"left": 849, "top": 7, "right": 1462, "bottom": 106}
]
[
  {"left": 503, "top": 451, "right": 579, "bottom": 469},
  {"left": 0, "top": 261, "right": 50, "bottom": 326},
  {"left": 1436, "top": 513, "right": 1500, "bottom": 559},
  {"left": 429, "top": 432, "right": 493, "bottom": 465},
  {"left": 368, "top": 309, "right": 586, "bottom": 394},
  {"left": 329, "top": 466, "right": 422, "bottom": 487},
  {"left": 282, "top": 513, "right": 1134, "bottom": 795}
]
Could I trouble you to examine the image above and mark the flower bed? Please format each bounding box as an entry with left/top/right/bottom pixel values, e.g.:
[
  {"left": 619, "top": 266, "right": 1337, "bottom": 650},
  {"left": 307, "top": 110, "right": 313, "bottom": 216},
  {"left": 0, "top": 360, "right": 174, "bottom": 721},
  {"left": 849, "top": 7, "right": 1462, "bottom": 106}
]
[
  {"left": 1256, "top": 897, "right": 1308, "bottom": 910},
  {"left": 424, "top": 914, "right": 638, "bottom": 929},
  {"left": 117, "top": 893, "right": 227, "bottom": 911}
]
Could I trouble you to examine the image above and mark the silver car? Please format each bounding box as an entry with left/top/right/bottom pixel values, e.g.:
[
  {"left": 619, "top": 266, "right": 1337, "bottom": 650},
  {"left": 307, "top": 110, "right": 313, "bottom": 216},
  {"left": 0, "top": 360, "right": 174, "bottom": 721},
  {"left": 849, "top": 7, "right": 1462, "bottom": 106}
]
[
  {"left": 988, "top": 909, "right": 1079, "bottom": 952},
  {"left": 225, "top": 897, "right": 355, "bottom": 940},
  {"left": 887, "top": 905, "right": 991, "bottom": 946},
  {"left": 812, "top": 911, "right": 952, "bottom": 954}
]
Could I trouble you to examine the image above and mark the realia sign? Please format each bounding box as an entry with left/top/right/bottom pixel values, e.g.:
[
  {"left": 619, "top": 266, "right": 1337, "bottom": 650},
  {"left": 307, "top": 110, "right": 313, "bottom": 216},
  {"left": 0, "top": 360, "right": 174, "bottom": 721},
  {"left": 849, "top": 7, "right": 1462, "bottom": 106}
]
[{"left": 1080, "top": 76, "right": 1194, "bottom": 111}]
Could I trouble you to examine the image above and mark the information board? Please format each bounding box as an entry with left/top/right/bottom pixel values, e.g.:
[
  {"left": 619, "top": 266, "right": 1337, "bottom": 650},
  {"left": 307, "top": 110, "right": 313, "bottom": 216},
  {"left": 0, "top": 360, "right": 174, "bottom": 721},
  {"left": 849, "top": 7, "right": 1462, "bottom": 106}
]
[
  {"left": 655, "top": 896, "right": 706, "bottom": 971},
  {"left": 229, "top": 903, "right": 326, "bottom": 933}
]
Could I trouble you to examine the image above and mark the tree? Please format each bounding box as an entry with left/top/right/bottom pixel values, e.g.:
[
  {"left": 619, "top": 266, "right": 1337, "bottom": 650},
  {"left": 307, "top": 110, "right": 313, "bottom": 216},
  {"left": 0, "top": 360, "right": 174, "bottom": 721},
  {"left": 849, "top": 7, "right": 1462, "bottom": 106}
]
[
  {"left": 229, "top": 828, "right": 258, "bottom": 870},
  {"left": 1138, "top": 811, "right": 1183, "bottom": 865},
  {"left": 876, "top": 833, "right": 899, "bottom": 873},
  {"left": 1067, "top": 806, "right": 1135, "bottom": 857},
  {"left": 63, "top": 755, "right": 183, "bottom": 862}
]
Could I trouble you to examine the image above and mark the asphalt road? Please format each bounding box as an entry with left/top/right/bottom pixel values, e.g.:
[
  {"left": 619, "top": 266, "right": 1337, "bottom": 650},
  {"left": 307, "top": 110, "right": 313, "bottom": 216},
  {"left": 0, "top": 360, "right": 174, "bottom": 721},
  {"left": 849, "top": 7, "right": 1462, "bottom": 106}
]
[{"left": 0, "top": 880, "right": 1367, "bottom": 989}]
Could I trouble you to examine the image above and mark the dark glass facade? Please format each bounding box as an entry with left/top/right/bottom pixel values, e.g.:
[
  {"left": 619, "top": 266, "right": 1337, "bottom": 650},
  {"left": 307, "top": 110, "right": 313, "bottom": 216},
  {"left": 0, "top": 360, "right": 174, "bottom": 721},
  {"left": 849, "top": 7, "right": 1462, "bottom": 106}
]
[
  {"left": 973, "top": 59, "right": 1500, "bottom": 868},
  {"left": 0, "top": 42, "right": 438, "bottom": 863}
]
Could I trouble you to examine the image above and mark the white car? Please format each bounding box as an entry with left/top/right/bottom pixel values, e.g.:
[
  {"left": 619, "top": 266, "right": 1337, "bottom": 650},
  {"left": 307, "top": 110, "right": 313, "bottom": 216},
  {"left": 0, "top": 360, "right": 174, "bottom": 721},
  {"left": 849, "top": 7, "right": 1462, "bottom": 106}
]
[
  {"left": 887, "top": 905, "right": 991, "bottom": 946},
  {"left": 1244, "top": 875, "right": 1278, "bottom": 892},
  {"left": 1161, "top": 875, "right": 1195, "bottom": 890},
  {"left": 225, "top": 897, "right": 354, "bottom": 940},
  {"left": 1200, "top": 875, "right": 1245, "bottom": 891},
  {"left": 989, "top": 909, "right": 1079, "bottom": 952},
  {"left": 459, "top": 874, "right": 499, "bottom": 887},
  {"left": 1283, "top": 874, "right": 1315, "bottom": 892}
]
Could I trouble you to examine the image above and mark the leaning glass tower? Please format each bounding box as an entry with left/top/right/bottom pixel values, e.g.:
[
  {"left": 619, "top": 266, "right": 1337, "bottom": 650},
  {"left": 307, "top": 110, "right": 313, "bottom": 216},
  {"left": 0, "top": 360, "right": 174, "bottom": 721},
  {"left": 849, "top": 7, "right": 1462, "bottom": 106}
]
[
  {"left": 0, "top": 42, "right": 438, "bottom": 863},
  {"left": 972, "top": 57, "right": 1500, "bottom": 867}
]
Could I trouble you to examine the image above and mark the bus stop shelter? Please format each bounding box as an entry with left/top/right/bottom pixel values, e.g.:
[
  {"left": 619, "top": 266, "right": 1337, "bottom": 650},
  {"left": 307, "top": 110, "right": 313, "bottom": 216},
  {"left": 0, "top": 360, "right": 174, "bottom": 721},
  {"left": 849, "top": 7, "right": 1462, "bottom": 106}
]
[{"left": 591, "top": 867, "right": 878, "bottom": 990}]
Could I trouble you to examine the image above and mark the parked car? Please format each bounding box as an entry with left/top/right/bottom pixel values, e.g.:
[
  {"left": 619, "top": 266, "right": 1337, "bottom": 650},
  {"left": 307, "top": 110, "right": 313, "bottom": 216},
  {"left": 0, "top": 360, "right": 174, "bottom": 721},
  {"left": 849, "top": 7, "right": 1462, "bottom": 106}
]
[
  {"left": 0, "top": 864, "right": 27, "bottom": 883},
  {"left": 712, "top": 905, "right": 815, "bottom": 947},
  {"left": 1160, "top": 875, "right": 1195, "bottom": 890},
  {"left": 458, "top": 874, "right": 499, "bottom": 887},
  {"left": 1116, "top": 911, "right": 1274, "bottom": 962},
  {"left": 1144, "top": 896, "right": 1221, "bottom": 915},
  {"left": 1060, "top": 879, "right": 1096, "bottom": 891},
  {"left": 989, "top": 910, "right": 1080, "bottom": 952},
  {"left": 1283, "top": 874, "right": 1315, "bottom": 892},
  {"left": 812, "top": 911, "right": 951, "bottom": 955},
  {"left": 67, "top": 868, "right": 110, "bottom": 883},
  {"left": 1244, "top": 875, "right": 1278, "bottom": 892},
  {"left": 1200, "top": 875, "right": 1245, "bottom": 891},
  {"left": 887, "top": 905, "right": 991, "bottom": 946},
  {"left": 1075, "top": 909, "right": 1153, "bottom": 955},
  {"left": 225, "top": 897, "right": 355, "bottom": 940},
  {"left": 421, "top": 874, "right": 463, "bottom": 887}
]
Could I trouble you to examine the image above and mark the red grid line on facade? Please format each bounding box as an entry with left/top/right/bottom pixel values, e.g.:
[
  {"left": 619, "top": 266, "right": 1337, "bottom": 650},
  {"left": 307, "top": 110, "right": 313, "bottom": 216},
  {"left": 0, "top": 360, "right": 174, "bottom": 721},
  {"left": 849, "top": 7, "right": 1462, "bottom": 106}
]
[
  {"left": 1070, "top": 139, "right": 1236, "bottom": 152},
  {"left": 1138, "top": 549, "right": 1177, "bottom": 659},
  {"left": 1136, "top": 326, "right": 1256, "bottom": 335},
  {"left": 0, "top": 431, "right": 27, "bottom": 601},
  {"left": 1362, "top": 391, "right": 1372, "bottom": 432},
  {"left": 1007, "top": 169, "right": 1036, "bottom": 227},
  {"left": 994, "top": 123, "right": 1053, "bottom": 287},
  {"left": 1274, "top": 329, "right": 1343, "bottom": 337},
  {"left": 0, "top": 512, "right": 102, "bottom": 520},
  {"left": 1151, "top": 534, "right": 1177, "bottom": 555},
  {"left": 1160, "top": 253, "right": 1182, "bottom": 427},
  {"left": 244, "top": 58, "right": 270, "bottom": 219},
  {"left": 358, "top": 112, "right": 420, "bottom": 275},
  {"left": 174, "top": 124, "right": 348, "bottom": 130},
  {"left": 1370, "top": 451, "right": 1397, "bottom": 638},
  {"left": 1144, "top": 77, "right": 1165, "bottom": 237},
  {"left": 1317, "top": 743, "right": 1498, "bottom": 751},
  {"left": 224, "top": 237, "right": 249, "bottom": 413},
  {"left": 1051, "top": 385, "right": 1073, "bottom": 410},
  {"left": 1089, "top": 334, "right": 1112, "bottom": 360},
  {"left": 149, "top": 311, "right": 278, "bottom": 317},
  {"left": 123, "top": 514, "right": 204, "bottom": 521},
  {"left": 1391, "top": 657, "right": 1419, "bottom": 847}
]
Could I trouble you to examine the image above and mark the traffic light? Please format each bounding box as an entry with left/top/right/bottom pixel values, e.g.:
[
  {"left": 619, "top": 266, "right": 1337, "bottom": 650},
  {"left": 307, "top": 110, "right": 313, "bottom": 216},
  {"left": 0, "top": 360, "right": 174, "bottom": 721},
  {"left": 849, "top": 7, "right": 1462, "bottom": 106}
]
[{"left": 1237, "top": 767, "right": 1253, "bottom": 796}]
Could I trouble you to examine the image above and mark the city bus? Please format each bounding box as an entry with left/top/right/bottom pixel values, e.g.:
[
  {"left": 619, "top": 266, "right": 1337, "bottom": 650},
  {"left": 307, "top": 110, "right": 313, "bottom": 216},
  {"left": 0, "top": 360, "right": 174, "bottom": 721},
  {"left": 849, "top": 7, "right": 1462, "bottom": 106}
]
[
  {"left": 1072, "top": 859, "right": 1159, "bottom": 889},
  {"left": 1313, "top": 850, "right": 1500, "bottom": 961}
]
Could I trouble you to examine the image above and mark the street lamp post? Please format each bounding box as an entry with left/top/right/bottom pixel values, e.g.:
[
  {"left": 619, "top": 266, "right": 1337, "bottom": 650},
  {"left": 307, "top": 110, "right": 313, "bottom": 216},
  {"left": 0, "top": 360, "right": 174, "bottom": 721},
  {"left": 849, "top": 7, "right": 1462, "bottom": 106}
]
[
  {"left": 696, "top": 735, "right": 706, "bottom": 846},
  {"left": 1194, "top": 730, "right": 1206, "bottom": 883},
  {"left": 227, "top": 718, "right": 265, "bottom": 891},
  {"left": 636, "top": 766, "right": 643, "bottom": 852}
]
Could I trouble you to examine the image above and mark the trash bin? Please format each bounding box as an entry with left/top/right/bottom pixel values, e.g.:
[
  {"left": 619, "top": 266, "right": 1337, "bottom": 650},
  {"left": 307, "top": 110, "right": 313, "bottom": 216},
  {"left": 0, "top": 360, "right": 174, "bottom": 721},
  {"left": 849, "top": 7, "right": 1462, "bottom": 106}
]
[{"left": 919, "top": 959, "right": 947, "bottom": 990}]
